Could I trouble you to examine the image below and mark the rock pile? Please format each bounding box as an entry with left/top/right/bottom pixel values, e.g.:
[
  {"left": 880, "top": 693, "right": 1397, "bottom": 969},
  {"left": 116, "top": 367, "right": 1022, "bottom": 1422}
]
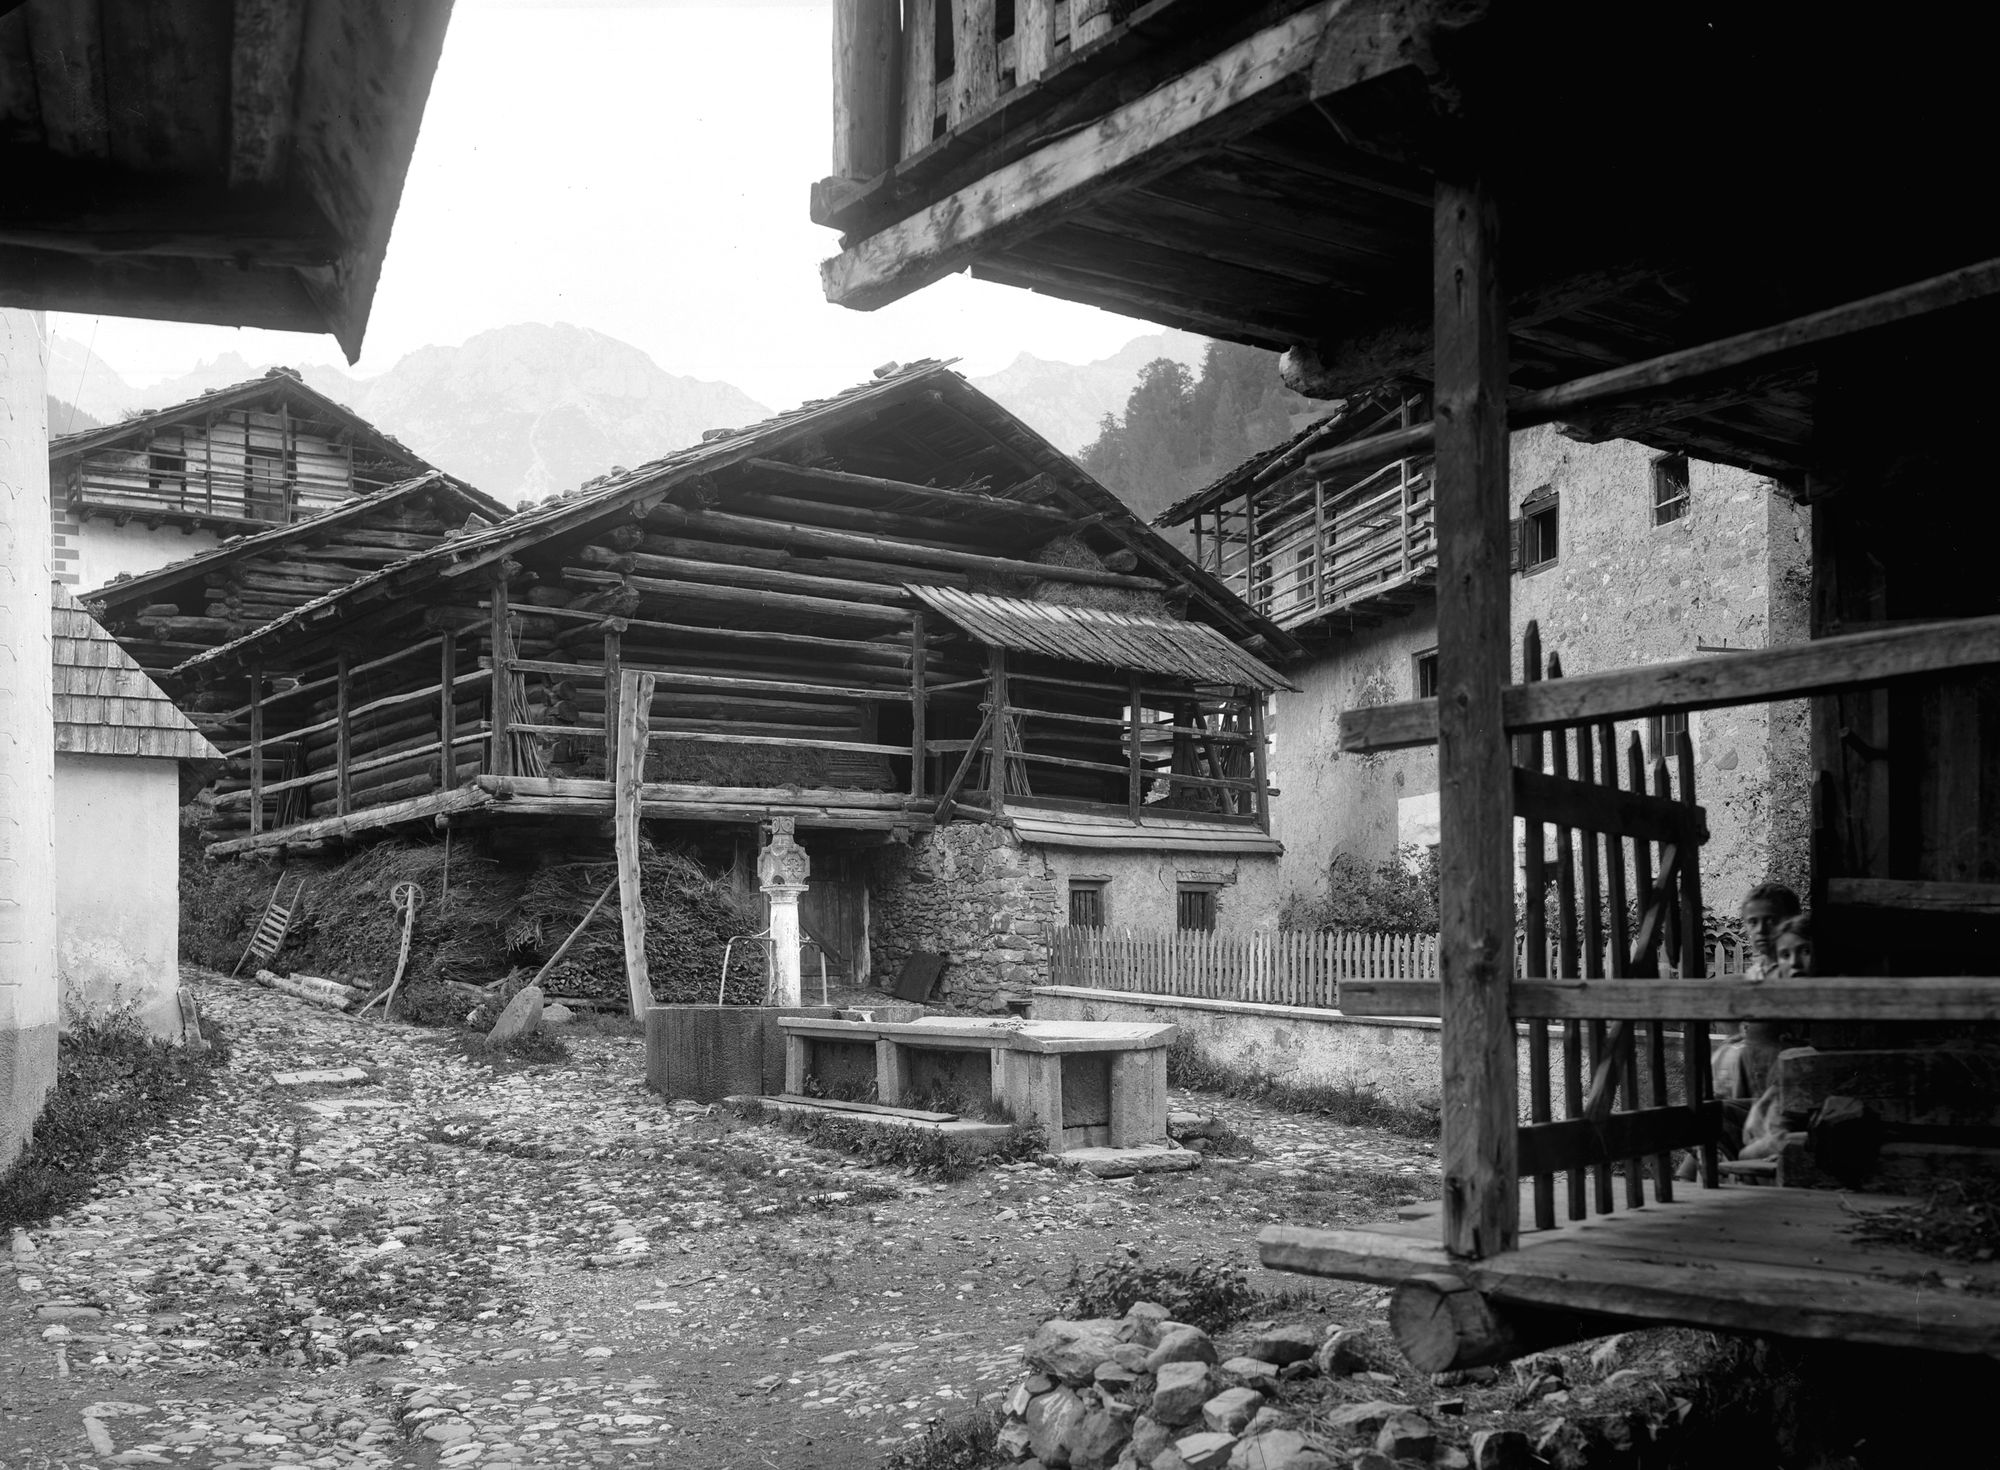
[{"left": 993, "top": 1307, "right": 1373, "bottom": 1470}]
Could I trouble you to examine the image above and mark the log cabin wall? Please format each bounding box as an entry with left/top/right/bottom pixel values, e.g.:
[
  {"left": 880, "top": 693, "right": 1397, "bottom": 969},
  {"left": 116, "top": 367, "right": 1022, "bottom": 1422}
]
[{"left": 172, "top": 364, "right": 1296, "bottom": 849}]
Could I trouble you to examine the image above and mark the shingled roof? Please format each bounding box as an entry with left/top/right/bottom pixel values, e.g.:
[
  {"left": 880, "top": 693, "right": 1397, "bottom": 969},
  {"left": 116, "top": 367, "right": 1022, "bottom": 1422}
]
[{"left": 53, "top": 586, "right": 220, "bottom": 763}]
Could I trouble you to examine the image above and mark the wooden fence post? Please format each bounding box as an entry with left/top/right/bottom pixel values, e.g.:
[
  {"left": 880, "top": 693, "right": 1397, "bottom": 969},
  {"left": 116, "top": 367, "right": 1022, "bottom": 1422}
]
[{"left": 616, "top": 670, "right": 657, "bottom": 1018}]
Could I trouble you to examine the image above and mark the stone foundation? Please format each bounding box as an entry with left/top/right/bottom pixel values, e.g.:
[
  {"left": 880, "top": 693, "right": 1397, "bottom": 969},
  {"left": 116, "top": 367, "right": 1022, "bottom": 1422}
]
[{"left": 865, "top": 824, "right": 1058, "bottom": 1011}]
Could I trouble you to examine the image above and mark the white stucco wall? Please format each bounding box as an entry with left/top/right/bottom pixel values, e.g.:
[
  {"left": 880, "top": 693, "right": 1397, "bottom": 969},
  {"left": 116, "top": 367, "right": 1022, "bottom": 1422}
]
[
  {"left": 1042, "top": 845, "right": 1287, "bottom": 935},
  {"left": 54, "top": 752, "right": 184, "bottom": 1039},
  {"left": 1268, "top": 432, "right": 1813, "bottom": 912},
  {"left": 73, "top": 518, "right": 224, "bottom": 593}
]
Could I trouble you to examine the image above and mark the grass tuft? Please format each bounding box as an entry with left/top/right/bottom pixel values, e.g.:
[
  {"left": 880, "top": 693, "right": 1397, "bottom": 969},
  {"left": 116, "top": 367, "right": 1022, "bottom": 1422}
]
[
  {"left": 1166, "top": 1035, "right": 1440, "bottom": 1140},
  {"left": 0, "top": 1016, "right": 231, "bottom": 1230},
  {"left": 730, "top": 1100, "right": 1046, "bottom": 1182},
  {"left": 882, "top": 1406, "right": 1003, "bottom": 1470}
]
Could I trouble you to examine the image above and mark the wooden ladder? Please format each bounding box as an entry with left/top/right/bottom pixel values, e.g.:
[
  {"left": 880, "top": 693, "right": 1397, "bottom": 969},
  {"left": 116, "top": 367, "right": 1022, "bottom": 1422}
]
[{"left": 232, "top": 875, "right": 307, "bottom": 978}]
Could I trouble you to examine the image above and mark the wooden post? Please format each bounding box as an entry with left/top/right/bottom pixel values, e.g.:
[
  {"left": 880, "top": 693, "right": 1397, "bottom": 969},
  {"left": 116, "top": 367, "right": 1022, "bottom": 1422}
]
[
  {"left": 1250, "top": 690, "right": 1271, "bottom": 832},
  {"left": 832, "top": 0, "right": 901, "bottom": 180},
  {"left": 438, "top": 630, "right": 457, "bottom": 787},
  {"left": 910, "top": 610, "right": 928, "bottom": 798},
  {"left": 953, "top": 0, "right": 998, "bottom": 124},
  {"left": 490, "top": 570, "right": 514, "bottom": 778},
  {"left": 248, "top": 668, "right": 264, "bottom": 834},
  {"left": 987, "top": 644, "right": 1008, "bottom": 820},
  {"left": 616, "top": 670, "right": 657, "bottom": 1019},
  {"left": 1074, "top": 0, "right": 1113, "bottom": 47},
  {"left": 1432, "top": 174, "right": 1517, "bottom": 1259},
  {"left": 602, "top": 625, "right": 623, "bottom": 777},
  {"left": 1128, "top": 671, "right": 1144, "bottom": 820},
  {"left": 335, "top": 651, "right": 353, "bottom": 816},
  {"left": 1017, "top": 0, "right": 1056, "bottom": 84},
  {"left": 900, "top": 0, "right": 937, "bottom": 158}
]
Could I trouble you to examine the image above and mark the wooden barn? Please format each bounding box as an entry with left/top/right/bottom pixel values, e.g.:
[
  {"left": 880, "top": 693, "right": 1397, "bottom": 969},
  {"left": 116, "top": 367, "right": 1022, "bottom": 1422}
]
[
  {"left": 816, "top": 2, "right": 2000, "bottom": 1362},
  {"left": 169, "top": 364, "right": 1298, "bottom": 999},
  {"left": 84, "top": 466, "right": 505, "bottom": 681}
]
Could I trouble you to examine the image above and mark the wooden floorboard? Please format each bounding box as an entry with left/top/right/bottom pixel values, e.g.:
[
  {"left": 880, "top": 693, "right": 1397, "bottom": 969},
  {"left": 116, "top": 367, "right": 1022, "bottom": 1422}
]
[{"left": 1260, "top": 1184, "right": 2000, "bottom": 1356}]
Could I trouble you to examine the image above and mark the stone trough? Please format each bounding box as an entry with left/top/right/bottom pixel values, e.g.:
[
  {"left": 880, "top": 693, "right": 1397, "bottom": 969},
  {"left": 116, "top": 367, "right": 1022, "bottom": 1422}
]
[{"left": 776, "top": 1015, "right": 1177, "bottom": 1153}]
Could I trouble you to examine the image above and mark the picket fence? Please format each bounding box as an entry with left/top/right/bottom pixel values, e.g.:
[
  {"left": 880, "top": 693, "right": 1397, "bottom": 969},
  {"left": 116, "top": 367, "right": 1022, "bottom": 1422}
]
[{"left": 1047, "top": 926, "right": 1755, "bottom": 1011}]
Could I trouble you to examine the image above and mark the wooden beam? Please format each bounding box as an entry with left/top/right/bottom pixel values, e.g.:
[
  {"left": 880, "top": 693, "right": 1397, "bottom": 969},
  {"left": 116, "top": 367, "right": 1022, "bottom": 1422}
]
[
  {"left": 616, "top": 671, "right": 657, "bottom": 1019},
  {"left": 1387, "top": 1271, "right": 1626, "bottom": 1375},
  {"left": 1430, "top": 174, "right": 1516, "bottom": 1261},
  {"left": 205, "top": 787, "right": 494, "bottom": 858},
  {"left": 1825, "top": 876, "right": 2000, "bottom": 914},
  {"left": 1337, "top": 977, "right": 2000, "bottom": 1022},
  {"left": 602, "top": 627, "right": 623, "bottom": 779},
  {"left": 832, "top": 0, "right": 901, "bottom": 181},
  {"left": 248, "top": 668, "right": 264, "bottom": 834},
  {"left": 1127, "top": 672, "right": 1145, "bottom": 823},
  {"left": 740, "top": 458, "right": 1071, "bottom": 523},
  {"left": 1304, "top": 256, "right": 2000, "bottom": 480},
  {"left": 987, "top": 646, "right": 1009, "bottom": 820},
  {"left": 910, "top": 610, "right": 928, "bottom": 800},
  {"left": 227, "top": 0, "right": 303, "bottom": 186},
  {"left": 1342, "top": 613, "right": 2000, "bottom": 753},
  {"left": 490, "top": 570, "right": 514, "bottom": 778},
  {"left": 952, "top": 0, "right": 998, "bottom": 127},
  {"left": 335, "top": 652, "right": 352, "bottom": 815},
  {"left": 564, "top": 566, "right": 913, "bottom": 627},
  {"left": 438, "top": 630, "right": 457, "bottom": 788},
  {"left": 822, "top": 2, "right": 1339, "bottom": 310},
  {"left": 1512, "top": 767, "right": 1703, "bottom": 846},
  {"left": 24, "top": 4, "right": 109, "bottom": 159}
]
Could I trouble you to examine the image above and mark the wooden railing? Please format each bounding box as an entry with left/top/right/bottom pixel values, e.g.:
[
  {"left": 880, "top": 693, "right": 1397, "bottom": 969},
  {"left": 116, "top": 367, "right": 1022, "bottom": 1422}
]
[
  {"left": 833, "top": 1, "right": 1116, "bottom": 179},
  {"left": 1048, "top": 925, "right": 1437, "bottom": 1008}
]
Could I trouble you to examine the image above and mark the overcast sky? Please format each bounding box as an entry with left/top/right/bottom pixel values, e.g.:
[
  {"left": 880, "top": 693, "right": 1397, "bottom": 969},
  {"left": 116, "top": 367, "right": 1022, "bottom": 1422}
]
[{"left": 49, "top": 0, "right": 1158, "bottom": 408}]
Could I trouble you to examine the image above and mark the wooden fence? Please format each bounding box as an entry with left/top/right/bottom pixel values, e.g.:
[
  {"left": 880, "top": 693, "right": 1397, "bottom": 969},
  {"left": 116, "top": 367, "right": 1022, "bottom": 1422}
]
[
  {"left": 1047, "top": 927, "right": 1437, "bottom": 1009},
  {"left": 1048, "top": 927, "right": 1755, "bottom": 1011}
]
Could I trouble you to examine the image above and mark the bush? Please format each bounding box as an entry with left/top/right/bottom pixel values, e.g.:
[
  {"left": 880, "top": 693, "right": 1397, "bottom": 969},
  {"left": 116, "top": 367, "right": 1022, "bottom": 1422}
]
[
  {"left": 1059, "top": 1251, "right": 1259, "bottom": 1334},
  {"left": 1281, "top": 845, "right": 1439, "bottom": 934},
  {"left": 883, "top": 1407, "right": 1004, "bottom": 1470},
  {"left": 1, "top": 1018, "right": 230, "bottom": 1229}
]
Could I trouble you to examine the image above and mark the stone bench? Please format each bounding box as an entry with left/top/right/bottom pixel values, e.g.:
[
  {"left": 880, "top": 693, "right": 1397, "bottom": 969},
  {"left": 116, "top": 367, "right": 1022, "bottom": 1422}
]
[{"left": 776, "top": 1016, "right": 1176, "bottom": 1151}]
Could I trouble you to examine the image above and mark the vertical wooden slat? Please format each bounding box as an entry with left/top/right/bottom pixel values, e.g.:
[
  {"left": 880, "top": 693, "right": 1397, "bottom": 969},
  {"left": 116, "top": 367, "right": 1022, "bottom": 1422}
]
[
  {"left": 1432, "top": 174, "right": 1517, "bottom": 1259},
  {"left": 1127, "top": 671, "right": 1144, "bottom": 820},
  {"left": 1574, "top": 723, "right": 1613, "bottom": 1216},
  {"left": 910, "top": 610, "right": 929, "bottom": 798},
  {"left": 1016, "top": 0, "right": 1056, "bottom": 83},
  {"left": 1598, "top": 721, "right": 1645, "bottom": 1207},
  {"left": 900, "top": 0, "right": 938, "bottom": 156},
  {"left": 602, "top": 626, "right": 623, "bottom": 778},
  {"left": 833, "top": 0, "right": 902, "bottom": 178},
  {"left": 953, "top": 0, "right": 998, "bottom": 121},
  {"left": 248, "top": 668, "right": 264, "bottom": 834},
  {"left": 438, "top": 630, "right": 458, "bottom": 787},
  {"left": 1073, "top": 0, "right": 1112, "bottom": 46},
  {"left": 1250, "top": 692, "right": 1272, "bottom": 833},
  {"left": 1676, "top": 738, "right": 1718, "bottom": 1188},
  {"left": 616, "top": 670, "right": 657, "bottom": 1018},
  {"left": 987, "top": 644, "right": 1008, "bottom": 821},
  {"left": 1627, "top": 731, "right": 1673, "bottom": 1201},
  {"left": 489, "top": 570, "right": 514, "bottom": 778},
  {"left": 335, "top": 651, "right": 352, "bottom": 816},
  {"left": 1546, "top": 660, "right": 1587, "bottom": 1221},
  {"left": 1518, "top": 623, "right": 1554, "bottom": 1230}
]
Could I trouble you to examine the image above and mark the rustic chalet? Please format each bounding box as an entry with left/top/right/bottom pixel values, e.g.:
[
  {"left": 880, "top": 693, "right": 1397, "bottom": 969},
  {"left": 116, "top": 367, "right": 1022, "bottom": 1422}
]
[
  {"left": 52, "top": 368, "right": 446, "bottom": 592},
  {"left": 83, "top": 467, "right": 505, "bottom": 683},
  {"left": 818, "top": 2, "right": 2000, "bottom": 1362},
  {"left": 171, "top": 363, "right": 1298, "bottom": 1006}
]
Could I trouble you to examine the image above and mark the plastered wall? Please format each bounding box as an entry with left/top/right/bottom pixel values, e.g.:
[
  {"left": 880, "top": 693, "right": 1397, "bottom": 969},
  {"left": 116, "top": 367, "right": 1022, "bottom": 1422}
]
[
  {"left": 1270, "top": 431, "right": 1813, "bottom": 913},
  {"left": 54, "top": 754, "right": 185, "bottom": 1039}
]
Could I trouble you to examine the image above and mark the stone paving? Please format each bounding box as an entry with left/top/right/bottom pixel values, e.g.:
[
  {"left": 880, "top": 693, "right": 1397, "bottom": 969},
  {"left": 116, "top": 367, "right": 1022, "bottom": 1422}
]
[{"left": 0, "top": 971, "right": 1438, "bottom": 1469}]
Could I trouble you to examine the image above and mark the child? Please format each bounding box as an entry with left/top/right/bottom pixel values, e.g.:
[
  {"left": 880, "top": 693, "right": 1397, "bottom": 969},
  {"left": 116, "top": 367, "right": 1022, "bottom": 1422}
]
[
  {"left": 1774, "top": 912, "right": 1812, "bottom": 980},
  {"left": 1739, "top": 914, "right": 1817, "bottom": 1162},
  {"left": 1740, "top": 881, "right": 1803, "bottom": 979}
]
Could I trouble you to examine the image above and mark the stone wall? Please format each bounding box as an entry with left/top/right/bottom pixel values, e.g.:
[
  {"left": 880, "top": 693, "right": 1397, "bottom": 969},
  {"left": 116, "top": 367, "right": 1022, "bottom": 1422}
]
[
  {"left": 866, "top": 825, "right": 1287, "bottom": 1011},
  {"left": 1268, "top": 431, "right": 1814, "bottom": 916}
]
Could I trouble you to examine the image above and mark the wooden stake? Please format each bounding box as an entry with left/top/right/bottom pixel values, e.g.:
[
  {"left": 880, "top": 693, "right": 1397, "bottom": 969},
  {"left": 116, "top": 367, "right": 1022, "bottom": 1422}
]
[
  {"left": 1432, "top": 174, "right": 1517, "bottom": 1259},
  {"left": 616, "top": 669, "right": 657, "bottom": 1019},
  {"left": 603, "top": 626, "right": 623, "bottom": 777}
]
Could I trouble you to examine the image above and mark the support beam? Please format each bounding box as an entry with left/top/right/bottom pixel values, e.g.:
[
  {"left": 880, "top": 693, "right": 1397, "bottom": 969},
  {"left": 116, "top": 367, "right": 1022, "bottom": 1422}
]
[
  {"left": 740, "top": 457, "right": 1071, "bottom": 523},
  {"left": 334, "top": 651, "right": 352, "bottom": 815},
  {"left": 489, "top": 570, "right": 514, "bottom": 778},
  {"left": 248, "top": 668, "right": 265, "bottom": 834},
  {"left": 437, "top": 630, "right": 457, "bottom": 788},
  {"left": 832, "top": 0, "right": 901, "bottom": 182},
  {"left": 1431, "top": 175, "right": 1516, "bottom": 1260},
  {"left": 1337, "top": 976, "right": 2000, "bottom": 1022},
  {"left": 1389, "top": 1272, "right": 1624, "bottom": 1374},
  {"left": 616, "top": 670, "right": 657, "bottom": 1019},
  {"left": 987, "top": 645, "right": 1009, "bottom": 822},
  {"left": 909, "top": 610, "right": 928, "bottom": 799}
]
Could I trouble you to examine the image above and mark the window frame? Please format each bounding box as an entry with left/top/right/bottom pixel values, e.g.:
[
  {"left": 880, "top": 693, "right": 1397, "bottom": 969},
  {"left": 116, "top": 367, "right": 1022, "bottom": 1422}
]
[
  {"left": 1652, "top": 452, "right": 1691, "bottom": 527},
  {"left": 1522, "top": 499, "right": 1560, "bottom": 574},
  {"left": 1414, "top": 647, "right": 1439, "bottom": 699},
  {"left": 1067, "top": 878, "right": 1108, "bottom": 930},
  {"left": 1176, "top": 883, "right": 1219, "bottom": 933}
]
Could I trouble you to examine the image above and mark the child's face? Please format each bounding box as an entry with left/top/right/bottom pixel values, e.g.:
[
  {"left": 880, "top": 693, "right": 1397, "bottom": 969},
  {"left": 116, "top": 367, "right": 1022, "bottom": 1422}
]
[
  {"left": 1776, "top": 934, "right": 1813, "bottom": 978},
  {"left": 1742, "top": 899, "right": 1790, "bottom": 956}
]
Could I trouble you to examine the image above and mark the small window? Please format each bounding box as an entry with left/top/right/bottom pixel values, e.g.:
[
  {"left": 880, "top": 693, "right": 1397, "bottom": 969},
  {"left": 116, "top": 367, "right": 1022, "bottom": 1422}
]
[
  {"left": 1176, "top": 884, "right": 1218, "bottom": 933},
  {"left": 1415, "top": 648, "right": 1439, "bottom": 699},
  {"left": 1522, "top": 499, "right": 1560, "bottom": 573},
  {"left": 1648, "top": 711, "right": 1689, "bottom": 763},
  {"left": 1652, "top": 453, "right": 1690, "bottom": 526},
  {"left": 1068, "top": 880, "right": 1106, "bottom": 929}
]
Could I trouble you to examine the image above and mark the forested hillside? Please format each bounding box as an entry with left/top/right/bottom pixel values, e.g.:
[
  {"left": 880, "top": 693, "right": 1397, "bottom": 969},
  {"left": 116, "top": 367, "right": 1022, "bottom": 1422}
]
[{"left": 1077, "top": 340, "right": 1327, "bottom": 529}]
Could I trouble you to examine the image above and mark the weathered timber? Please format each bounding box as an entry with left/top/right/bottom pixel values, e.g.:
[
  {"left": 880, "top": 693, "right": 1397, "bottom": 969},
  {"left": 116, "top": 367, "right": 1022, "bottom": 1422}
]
[
  {"left": 205, "top": 788, "right": 496, "bottom": 857},
  {"left": 635, "top": 530, "right": 973, "bottom": 590},
  {"left": 576, "top": 544, "right": 916, "bottom": 604},
  {"left": 739, "top": 458, "right": 1072, "bottom": 523},
  {"left": 562, "top": 567, "right": 913, "bottom": 626},
  {"left": 832, "top": 0, "right": 900, "bottom": 181},
  {"left": 1388, "top": 1272, "right": 1626, "bottom": 1375},
  {"left": 1512, "top": 767, "right": 1701, "bottom": 846},
  {"left": 1341, "top": 613, "right": 2000, "bottom": 753},
  {"left": 1826, "top": 877, "right": 2000, "bottom": 914},
  {"left": 1337, "top": 977, "right": 2000, "bottom": 1021},
  {"left": 1431, "top": 174, "right": 1516, "bottom": 1260},
  {"left": 616, "top": 670, "right": 656, "bottom": 1017}
]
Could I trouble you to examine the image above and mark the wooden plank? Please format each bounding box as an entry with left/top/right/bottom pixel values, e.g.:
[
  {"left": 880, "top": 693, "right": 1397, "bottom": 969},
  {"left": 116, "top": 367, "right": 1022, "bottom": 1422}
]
[
  {"left": 1516, "top": 1104, "right": 1722, "bottom": 1177},
  {"left": 900, "top": 0, "right": 937, "bottom": 159},
  {"left": 334, "top": 651, "right": 352, "bottom": 814},
  {"left": 616, "top": 671, "right": 657, "bottom": 1018},
  {"left": 741, "top": 457, "right": 1070, "bottom": 523},
  {"left": 566, "top": 567, "right": 913, "bottom": 627},
  {"left": 1431, "top": 174, "right": 1515, "bottom": 1259},
  {"left": 1513, "top": 766, "right": 1699, "bottom": 846},
  {"left": 1016, "top": 0, "right": 1057, "bottom": 84},
  {"left": 1827, "top": 876, "right": 2000, "bottom": 914},
  {"left": 1340, "top": 976, "right": 2000, "bottom": 1022},
  {"left": 25, "top": 3, "right": 110, "bottom": 159},
  {"left": 988, "top": 644, "right": 1009, "bottom": 820},
  {"left": 823, "top": 2, "right": 1338, "bottom": 310},
  {"left": 490, "top": 570, "right": 514, "bottom": 778},
  {"left": 910, "top": 610, "right": 928, "bottom": 799},
  {"left": 205, "top": 786, "right": 492, "bottom": 857},
  {"left": 248, "top": 668, "right": 264, "bottom": 834},
  {"left": 833, "top": 0, "right": 901, "bottom": 180},
  {"left": 774, "top": 1093, "right": 957, "bottom": 1124},
  {"left": 1342, "top": 613, "right": 2000, "bottom": 753}
]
